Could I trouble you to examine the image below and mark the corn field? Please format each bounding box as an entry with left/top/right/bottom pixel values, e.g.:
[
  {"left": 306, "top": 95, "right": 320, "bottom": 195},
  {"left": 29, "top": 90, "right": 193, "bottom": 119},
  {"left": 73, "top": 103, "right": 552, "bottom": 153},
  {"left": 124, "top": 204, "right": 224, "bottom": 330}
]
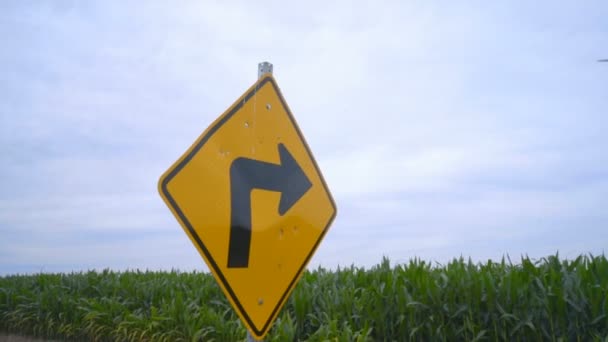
[{"left": 1, "top": 254, "right": 607, "bottom": 341}]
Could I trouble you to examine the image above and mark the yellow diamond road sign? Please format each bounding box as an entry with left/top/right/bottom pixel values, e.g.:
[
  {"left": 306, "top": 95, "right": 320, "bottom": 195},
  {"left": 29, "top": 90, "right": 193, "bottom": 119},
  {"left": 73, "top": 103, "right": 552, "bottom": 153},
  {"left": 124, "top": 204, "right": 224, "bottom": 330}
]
[{"left": 158, "top": 74, "right": 337, "bottom": 339}]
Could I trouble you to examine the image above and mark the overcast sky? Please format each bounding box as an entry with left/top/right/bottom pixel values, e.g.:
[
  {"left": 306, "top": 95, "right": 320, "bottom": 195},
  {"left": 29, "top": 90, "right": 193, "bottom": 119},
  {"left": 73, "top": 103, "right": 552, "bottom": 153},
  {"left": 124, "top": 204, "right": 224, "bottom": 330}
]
[{"left": 1, "top": 1, "right": 607, "bottom": 275}]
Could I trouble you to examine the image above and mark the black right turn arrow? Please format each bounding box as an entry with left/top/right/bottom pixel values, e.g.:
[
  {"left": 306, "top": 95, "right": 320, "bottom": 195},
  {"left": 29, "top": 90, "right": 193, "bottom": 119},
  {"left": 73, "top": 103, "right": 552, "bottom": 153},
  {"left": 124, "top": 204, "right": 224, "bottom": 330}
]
[{"left": 227, "top": 143, "right": 312, "bottom": 268}]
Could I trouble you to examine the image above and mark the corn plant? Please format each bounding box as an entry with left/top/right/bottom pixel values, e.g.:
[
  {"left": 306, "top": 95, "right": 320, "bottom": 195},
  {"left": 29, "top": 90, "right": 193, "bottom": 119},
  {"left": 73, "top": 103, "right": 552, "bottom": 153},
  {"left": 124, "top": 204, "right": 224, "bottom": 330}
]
[{"left": 1, "top": 254, "right": 607, "bottom": 341}]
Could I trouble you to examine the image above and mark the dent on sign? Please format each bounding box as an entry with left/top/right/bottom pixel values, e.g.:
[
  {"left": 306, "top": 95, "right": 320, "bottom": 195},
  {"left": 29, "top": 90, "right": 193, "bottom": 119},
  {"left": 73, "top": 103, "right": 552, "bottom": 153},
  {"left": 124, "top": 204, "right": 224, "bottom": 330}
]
[{"left": 158, "top": 69, "right": 337, "bottom": 340}]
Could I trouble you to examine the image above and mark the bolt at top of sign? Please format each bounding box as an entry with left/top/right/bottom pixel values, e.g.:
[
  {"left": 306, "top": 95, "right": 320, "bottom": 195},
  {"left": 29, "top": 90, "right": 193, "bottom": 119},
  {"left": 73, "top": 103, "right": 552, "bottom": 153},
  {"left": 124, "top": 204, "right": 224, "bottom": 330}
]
[{"left": 158, "top": 62, "right": 336, "bottom": 340}]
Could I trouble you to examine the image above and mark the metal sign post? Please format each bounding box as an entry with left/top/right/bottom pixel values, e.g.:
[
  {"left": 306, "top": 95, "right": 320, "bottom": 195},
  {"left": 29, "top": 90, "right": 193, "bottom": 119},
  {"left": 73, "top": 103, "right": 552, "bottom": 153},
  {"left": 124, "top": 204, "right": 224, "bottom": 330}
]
[
  {"left": 246, "top": 62, "right": 273, "bottom": 342},
  {"left": 258, "top": 61, "right": 273, "bottom": 78}
]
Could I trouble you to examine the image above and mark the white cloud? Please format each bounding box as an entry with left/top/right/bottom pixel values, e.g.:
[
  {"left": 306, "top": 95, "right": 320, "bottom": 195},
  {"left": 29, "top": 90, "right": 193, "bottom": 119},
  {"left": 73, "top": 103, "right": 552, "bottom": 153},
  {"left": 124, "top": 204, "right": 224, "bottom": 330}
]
[
  {"left": 0, "top": 232, "right": 205, "bottom": 273},
  {"left": 1, "top": 1, "right": 607, "bottom": 274}
]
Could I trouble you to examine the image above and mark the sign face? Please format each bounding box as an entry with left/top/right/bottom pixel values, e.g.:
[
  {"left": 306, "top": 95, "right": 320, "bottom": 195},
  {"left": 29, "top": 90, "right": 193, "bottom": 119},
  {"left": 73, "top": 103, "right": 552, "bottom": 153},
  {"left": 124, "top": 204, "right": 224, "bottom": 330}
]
[{"left": 158, "top": 75, "right": 337, "bottom": 339}]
